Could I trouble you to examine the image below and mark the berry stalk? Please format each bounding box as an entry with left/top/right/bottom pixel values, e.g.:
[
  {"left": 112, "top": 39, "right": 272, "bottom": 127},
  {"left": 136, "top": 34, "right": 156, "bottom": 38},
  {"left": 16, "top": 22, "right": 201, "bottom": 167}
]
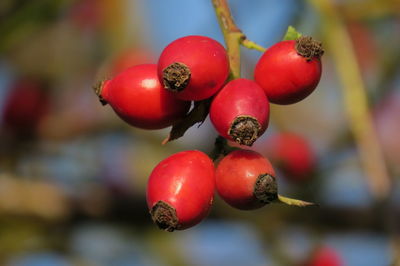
[
  {"left": 211, "top": 0, "right": 242, "bottom": 79},
  {"left": 211, "top": 0, "right": 266, "bottom": 79},
  {"left": 276, "top": 195, "right": 317, "bottom": 207}
]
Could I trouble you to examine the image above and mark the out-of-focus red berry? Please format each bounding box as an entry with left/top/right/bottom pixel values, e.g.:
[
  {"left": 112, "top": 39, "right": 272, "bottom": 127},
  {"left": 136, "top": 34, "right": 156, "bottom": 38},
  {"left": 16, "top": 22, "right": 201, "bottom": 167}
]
[
  {"left": 309, "top": 246, "right": 343, "bottom": 266},
  {"left": 69, "top": 0, "right": 103, "bottom": 30},
  {"left": 2, "top": 78, "right": 49, "bottom": 137},
  {"left": 262, "top": 132, "right": 316, "bottom": 182}
]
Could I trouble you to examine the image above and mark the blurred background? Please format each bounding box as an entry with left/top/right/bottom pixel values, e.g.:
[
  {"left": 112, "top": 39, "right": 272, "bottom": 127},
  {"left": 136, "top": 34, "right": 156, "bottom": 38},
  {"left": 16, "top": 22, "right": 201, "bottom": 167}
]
[{"left": 0, "top": 0, "right": 399, "bottom": 265}]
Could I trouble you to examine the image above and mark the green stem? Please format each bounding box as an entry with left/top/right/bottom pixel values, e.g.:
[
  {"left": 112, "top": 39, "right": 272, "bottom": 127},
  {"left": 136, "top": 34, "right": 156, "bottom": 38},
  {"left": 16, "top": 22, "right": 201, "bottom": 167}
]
[
  {"left": 211, "top": 0, "right": 266, "bottom": 79},
  {"left": 211, "top": 0, "right": 242, "bottom": 79},
  {"left": 241, "top": 39, "right": 267, "bottom": 52},
  {"left": 276, "top": 194, "right": 318, "bottom": 207}
]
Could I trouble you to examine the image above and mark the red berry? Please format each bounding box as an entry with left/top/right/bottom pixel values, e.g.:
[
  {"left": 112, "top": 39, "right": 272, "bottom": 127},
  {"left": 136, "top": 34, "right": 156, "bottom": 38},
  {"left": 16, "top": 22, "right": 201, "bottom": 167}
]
[
  {"left": 309, "top": 246, "right": 343, "bottom": 266},
  {"left": 96, "top": 64, "right": 190, "bottom": 130},
  {"left": 146, "top": 150, "right": 215, "bottom": 231},
  {"left": 262, "top": 132, "right": 316, "bottom": 182},
  {"left": 215, "top": 150, "right": 276, "bottom": 210},
  {"left": 2, "top": 78, "right": 49, "bottom": 137},
  {"left": 158, "top": 35, "right": 229, "bottom": 101},
  {"left": 210, "top": 78, "right": 270, "bottom": 146},
  {"left": 254, "top": 36, "right": 324, "bottom": 105}
]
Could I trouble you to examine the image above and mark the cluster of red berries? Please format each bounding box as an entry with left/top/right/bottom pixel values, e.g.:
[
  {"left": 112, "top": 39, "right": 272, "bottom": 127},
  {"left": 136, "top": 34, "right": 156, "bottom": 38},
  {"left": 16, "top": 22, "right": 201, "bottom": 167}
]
[{"left": 95, "top": 34, "right": 323, "bottom": 231}]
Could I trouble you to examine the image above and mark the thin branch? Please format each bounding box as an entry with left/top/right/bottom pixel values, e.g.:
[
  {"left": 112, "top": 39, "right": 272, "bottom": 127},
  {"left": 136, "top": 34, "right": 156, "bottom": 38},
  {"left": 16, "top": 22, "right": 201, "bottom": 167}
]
[{"left": 211, "top": 0, "right": 266, "bottom": 79}]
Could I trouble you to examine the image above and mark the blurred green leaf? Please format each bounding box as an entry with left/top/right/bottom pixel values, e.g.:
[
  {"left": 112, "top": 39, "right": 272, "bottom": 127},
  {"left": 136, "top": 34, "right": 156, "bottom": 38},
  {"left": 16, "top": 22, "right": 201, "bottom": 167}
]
[{"left": 282, "top": 26, "right": 302, "bottom": 41}]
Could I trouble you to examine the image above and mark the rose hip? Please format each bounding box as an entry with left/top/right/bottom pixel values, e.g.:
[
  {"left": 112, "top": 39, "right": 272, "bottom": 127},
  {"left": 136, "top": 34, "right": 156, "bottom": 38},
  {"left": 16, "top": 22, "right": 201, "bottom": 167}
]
[
  {"left": 96, "top": 64, "right": 190, "bottom": 130},
  {"left": 254, "top": 36, "right": 324, "bottom": 105},
  {"left": 146, "top": 150, "right": 215, "bottom": 231},
  {"left": 210, "top": 78, "right": 270, "bottom": 146},
  {"left": 158, "top": 35, "right": 229, "bottom": 101},
  {"left": 215, "top": 150, "right": 276, "bottom": 210}
]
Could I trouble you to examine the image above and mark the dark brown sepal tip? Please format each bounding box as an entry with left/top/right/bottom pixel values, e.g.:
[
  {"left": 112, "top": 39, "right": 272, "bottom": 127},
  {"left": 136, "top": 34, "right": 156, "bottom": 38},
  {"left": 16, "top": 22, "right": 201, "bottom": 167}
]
[
  {"left": 93, "top": 81, "right": 108, "bottom": 106},
  {"left": 295, "top": 36, "right": 324, "bottom": 61},
  {"left": 150, "top": 201, "right": 179, "bottom": 232},
  {"left": 228, "top": 116, "right": 261, "bottom": 146},
  {"left": 254, "top": 174, "right": 278, "bottom": 204},
  {"left": 162, "top": 62, "right": 191, "bottom": 92}
]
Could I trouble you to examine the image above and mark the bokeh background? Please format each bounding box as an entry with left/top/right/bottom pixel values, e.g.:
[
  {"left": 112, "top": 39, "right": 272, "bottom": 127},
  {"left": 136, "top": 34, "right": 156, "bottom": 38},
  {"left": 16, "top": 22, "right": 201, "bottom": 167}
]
[{"left": 0, "top": 0, "right": 399, "bottom": 265}]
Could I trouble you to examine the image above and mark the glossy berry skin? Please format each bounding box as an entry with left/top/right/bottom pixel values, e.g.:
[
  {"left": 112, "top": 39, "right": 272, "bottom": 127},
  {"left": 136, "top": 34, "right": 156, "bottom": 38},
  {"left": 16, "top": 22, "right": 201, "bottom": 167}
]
[
  {"left": 99, "top": 64, "right": 190, "bottom": 130},
  {"left": 147, "top": 150, "right": 215, "bottom": 231},
  {"left": 158, "top": 35, "right": 229, "bottom": 101},
  {"left": 210, "top": 78, "right": 270, "bottom": 146},
  {"left": 262, "top": 132, "right": 315, "bottom": 182},
  {"left": 254, "top": 39, "right": 322, "bottom": 105},
  {"left": 215, "top": 150, "right": 276, "bottom": 210}
]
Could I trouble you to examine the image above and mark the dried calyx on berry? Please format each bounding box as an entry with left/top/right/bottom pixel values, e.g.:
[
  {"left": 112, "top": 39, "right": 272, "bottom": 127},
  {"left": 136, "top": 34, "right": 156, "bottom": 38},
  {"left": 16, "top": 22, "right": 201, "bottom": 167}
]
[
  {"left": 210, "top": 79, "right": 270, "bottom": 147},
  {"left": 157, "top": 35, "right": 229, "bottom": 101},
  {"left": 150, "top": 201, "right": 179, "bottom": 232},
  {"left": 215, "top": 150, "right": 317, "bottom": 210},
  {"left": 147, "top": 150, "right": 215, "bottom": 231},
  {"left": 93, "top": 80, "right": 109, "bottom": 105},
  {"left": 229, "top": 115, "right": 261, "bottom": 146},
  {"left": 94, "top": 64, "right": 190, "bottom": 130},
  {"left": 162, "top": 62, "right": 191, "bottom": 92},
  {"left": 254, "top": 36, "right": 324, "bottom": 104},
  {"left": 253, "top": 174, "right": 278, "bottom": 203},
  {"left": 295, "top": 36, "right": 324, "bottom": 61}
]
